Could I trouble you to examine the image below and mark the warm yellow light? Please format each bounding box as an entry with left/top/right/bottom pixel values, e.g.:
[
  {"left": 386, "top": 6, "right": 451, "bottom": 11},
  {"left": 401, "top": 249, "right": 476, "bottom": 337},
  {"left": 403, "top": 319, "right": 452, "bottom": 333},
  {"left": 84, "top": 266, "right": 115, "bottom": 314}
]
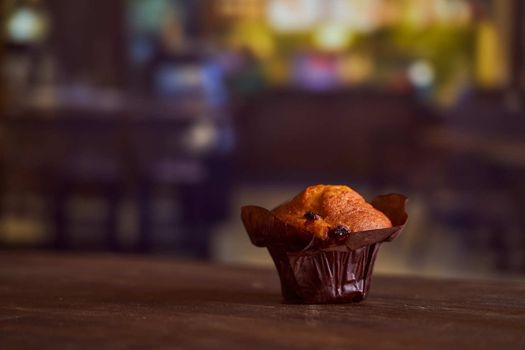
[
  {"left": 338, "top": 53, "right": 373, "bottom": 84},
  {"left": 476, "top": 20, "right": 505, "bottom": 88},
  {"left": 313, "top": 23, "right": 354, "bottom": 51},
  {"left": 229, "top": 23, "right": 275, "bottom": 58},
  {"left": 267, "top": 0, "right": 321, "bottom": 33}
]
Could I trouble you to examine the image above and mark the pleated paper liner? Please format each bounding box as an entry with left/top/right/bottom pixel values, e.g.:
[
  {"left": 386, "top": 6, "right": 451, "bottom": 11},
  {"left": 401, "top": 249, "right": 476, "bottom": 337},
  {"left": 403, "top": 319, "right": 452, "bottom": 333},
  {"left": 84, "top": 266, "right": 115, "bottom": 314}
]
[{"left": 241, "top": 193, "right": 408, "bottom": 304}]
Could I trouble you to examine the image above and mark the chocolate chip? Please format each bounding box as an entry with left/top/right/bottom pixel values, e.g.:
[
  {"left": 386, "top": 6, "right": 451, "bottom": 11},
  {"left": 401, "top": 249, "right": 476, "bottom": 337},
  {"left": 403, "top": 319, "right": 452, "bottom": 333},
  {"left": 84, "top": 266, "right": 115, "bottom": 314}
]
[
  {"left": 303, "top": 211, "right": 320, "bottom": 221},
  {"left": 328, "top": 225, "right": 351, "bottom": 239}
]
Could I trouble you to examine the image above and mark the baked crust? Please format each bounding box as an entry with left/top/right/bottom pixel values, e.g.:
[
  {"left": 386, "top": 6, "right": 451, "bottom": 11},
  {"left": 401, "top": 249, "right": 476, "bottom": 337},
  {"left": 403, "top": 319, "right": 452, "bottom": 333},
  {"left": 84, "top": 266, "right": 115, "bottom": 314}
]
[{"left": 272, "top": 185, "right": 392, "bottom": 240}]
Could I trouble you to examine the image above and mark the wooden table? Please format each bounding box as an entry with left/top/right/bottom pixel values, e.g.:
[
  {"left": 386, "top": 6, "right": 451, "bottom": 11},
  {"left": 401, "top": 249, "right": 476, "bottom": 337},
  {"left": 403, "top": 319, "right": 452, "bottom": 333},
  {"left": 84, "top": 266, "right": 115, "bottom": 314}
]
[{"left": 1, "top": 252, "right": 524, "bottom": 349}]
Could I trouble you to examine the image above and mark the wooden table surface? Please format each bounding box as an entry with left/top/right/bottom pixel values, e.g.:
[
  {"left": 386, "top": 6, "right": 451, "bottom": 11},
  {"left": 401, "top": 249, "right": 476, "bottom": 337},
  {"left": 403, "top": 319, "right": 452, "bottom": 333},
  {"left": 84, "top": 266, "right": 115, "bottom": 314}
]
[{"left": 1, "top": 252, "right": 524, "bottom": 350}]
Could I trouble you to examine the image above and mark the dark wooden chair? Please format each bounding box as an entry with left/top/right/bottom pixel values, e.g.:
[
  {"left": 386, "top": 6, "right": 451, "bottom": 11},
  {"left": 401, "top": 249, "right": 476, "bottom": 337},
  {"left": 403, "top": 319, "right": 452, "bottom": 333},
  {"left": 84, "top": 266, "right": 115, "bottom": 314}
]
[
  {"left": 51, "top": 114, "right": 127, "bottom": 250},
  {"left": 128, "top": 116, "right": 233, "bottom": 259},
  {"left": 418, "top": 91, "right": 525, "bottom": 272},
  {"left": 0, "top": 117, "right": 65, "bottom": 248},
  {"left": 0, "top": 113, "right": 127, "bottom": 251}
]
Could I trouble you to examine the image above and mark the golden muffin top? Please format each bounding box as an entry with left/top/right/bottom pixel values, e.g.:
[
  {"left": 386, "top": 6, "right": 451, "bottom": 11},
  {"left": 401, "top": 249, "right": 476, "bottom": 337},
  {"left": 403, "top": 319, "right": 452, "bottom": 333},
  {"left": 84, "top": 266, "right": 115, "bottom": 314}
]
[{"left": 272, "top": 185, "right": 392, "bottom": 240}]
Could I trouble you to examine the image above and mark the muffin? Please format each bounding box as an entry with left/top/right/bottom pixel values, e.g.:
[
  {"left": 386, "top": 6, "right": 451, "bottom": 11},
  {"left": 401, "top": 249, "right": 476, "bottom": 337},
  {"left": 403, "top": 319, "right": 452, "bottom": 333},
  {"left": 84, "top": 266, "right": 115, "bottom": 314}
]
[{"left": 241, "top": 184, "right": 407, "bottom": 304}]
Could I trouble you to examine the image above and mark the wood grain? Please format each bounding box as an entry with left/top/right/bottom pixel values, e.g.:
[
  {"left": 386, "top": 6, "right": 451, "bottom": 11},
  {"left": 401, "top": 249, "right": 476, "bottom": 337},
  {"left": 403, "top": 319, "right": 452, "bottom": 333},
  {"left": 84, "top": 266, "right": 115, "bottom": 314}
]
[{"left": 0, "top": 252, "right": 524, "bottom": 350}]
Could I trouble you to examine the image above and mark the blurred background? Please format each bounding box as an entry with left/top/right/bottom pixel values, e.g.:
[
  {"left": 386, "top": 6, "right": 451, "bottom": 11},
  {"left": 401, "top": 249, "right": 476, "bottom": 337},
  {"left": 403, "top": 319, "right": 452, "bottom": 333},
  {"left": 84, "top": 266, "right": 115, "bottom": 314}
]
[{"left": 1, "top": 0, "right": 524, "bottom": 279}]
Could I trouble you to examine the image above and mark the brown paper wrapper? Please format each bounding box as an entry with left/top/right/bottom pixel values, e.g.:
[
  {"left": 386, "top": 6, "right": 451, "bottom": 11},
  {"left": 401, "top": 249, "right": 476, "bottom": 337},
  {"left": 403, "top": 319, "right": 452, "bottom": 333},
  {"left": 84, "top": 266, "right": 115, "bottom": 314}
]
[{"left": 241, "top": 193, "right": 408, "bottom": 304}]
